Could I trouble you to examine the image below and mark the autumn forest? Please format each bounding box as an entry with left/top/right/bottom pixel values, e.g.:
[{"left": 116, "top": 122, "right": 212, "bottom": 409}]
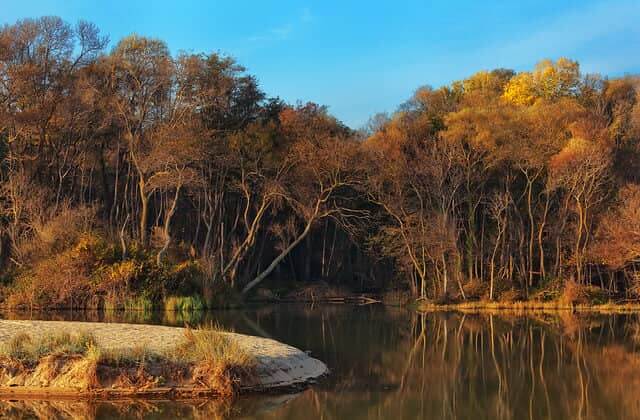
[{"left": 1, "top": 16, "right": 640, "bottom": 310}]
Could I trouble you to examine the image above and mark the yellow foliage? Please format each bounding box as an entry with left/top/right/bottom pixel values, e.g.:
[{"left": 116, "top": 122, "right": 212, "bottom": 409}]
[
  {"left": 463, "top": 71, "right": 493, "bottom": 93},
  {"left": 73, "top": 233, "right": 102, "bottom": 256},
  {"left": 105, "top": 260, "right": 139, "bottom": 285},
  {"left": 503, "top": 72, "right": 536, "bottom": 105},
  {"left": 503, "top": 58, "right": 580, "bottom": 105},
  {"left": 534, "top": 58, "right": 580, "bottom": 100}
]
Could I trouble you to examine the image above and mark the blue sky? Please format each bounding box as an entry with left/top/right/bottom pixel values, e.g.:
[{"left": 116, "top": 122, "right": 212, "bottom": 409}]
[{"left": 3, "top": 0, "right": 640, "bottom": 128}]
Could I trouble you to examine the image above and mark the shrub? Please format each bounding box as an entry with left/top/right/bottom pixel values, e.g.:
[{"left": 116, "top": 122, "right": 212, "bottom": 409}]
[
  {"left": 3, "top": 222, "right": 209, "bottom": 310},
  {"left": 559, "top": 280, "right": 584, "bottom": 305},
  {"left": 204, "top": 281, "right": 242, "bottom": 309},
  {"left": 98, "top": 260, "right": 143, "bottom": 309},
  {"left": 165, "top": 260, "right": 205, "bottom": 296},
  {"left": 7, "top": 249, "right": 95, "bottom": 309},
  {"left": 164, "top": 295, "right": 206, "bottom": 313},
  {"left": 559, "top": 280, "right": 609, "bottom": 306},
  {"left": 498, "top": 289, "right": 524, "bottom": 303},
  {"left": 462, "top": 280, "right": 487, "bottom": 300},
  {"left": 5, "top": 231, "right": 120, "bottom": 308},
  {"left": 13, "top": 205, "right": 97, "bottom": 264}
]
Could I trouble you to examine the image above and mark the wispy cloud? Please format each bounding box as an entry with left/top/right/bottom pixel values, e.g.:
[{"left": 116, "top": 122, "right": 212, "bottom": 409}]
[
  {"left": 271, "top": 24, "right": 294, "bottom": 39},
  {"left": 473, "top": 0, "right": 640, "bottom": 70},
  {"left": 248, "top": 8, "right": 313, "bottom": 43},
  {"left": 400, "top": 0, "right": 640, "bottom": 89}
]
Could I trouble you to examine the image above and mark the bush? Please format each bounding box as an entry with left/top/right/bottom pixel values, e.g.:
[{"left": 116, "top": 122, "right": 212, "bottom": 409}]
[
  {"left": 13, "top": 205, "right": 97, "bottom": 264},
  {"left": 558, "top": 281, "right": 608, "bottom": 305},
  {"left": 559, "top": 280, "right": 585, "bottom": 305},
  {"left": 164, "top": 260, "right": 205, "bottom": 296},
  {"left": 4, "top": 232, "right": 206, "bottom": 310},
  {"left": 2, "top": 214, "right": 211, "bottom": 310},
  {"left": 498, "top": 289, "right": 524, "bottom": 303},
  {"left": 462, "top": 280, "right": 488, "bottom": 300},
  {"left": 6, "top": 234, "right": 103, "bottom": 309},
  {"left": 203, "top": 281, "right": 242, "bottom": 309}
]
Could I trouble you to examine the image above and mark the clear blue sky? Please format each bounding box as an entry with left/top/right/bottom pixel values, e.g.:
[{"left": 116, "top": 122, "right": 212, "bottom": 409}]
[{"left": 3, "top": 0, "right": 640, "bottom": 128}]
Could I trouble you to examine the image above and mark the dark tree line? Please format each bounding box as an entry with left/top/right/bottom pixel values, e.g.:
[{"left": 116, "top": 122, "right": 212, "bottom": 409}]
[{"left": 1, "top": 17, "right": 640, "bottom": 306}]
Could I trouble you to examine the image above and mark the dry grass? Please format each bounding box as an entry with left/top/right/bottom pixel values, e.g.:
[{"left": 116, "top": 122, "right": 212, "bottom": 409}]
[
  {"left": 175, "top": 327, "right": 255, "bottom": 366},
  {"left": 0, "top": 326, "right": 257, "bottom": 398},
  {"left": 0, "top": 331, "right": 97, "bottom": 363},
  {"left": 416, "top": 299, "right": 640, "bottom": 314},
  {"left": 174, "top": 327, "right": 257, "bottom": 397},
  {"left": 414, "top": 281, "right": 637, "bottom": 314}
]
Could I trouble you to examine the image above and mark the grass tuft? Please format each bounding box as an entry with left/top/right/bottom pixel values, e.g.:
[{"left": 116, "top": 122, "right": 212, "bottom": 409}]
[
  {"left": 164, "top": 295, "right": 206, "bottom": 313},
  {"left": 173, "top": 326, "right": 257, "bottom": 397},
  {"left": 175, "top": 327, "right": 253, "bottom": 366},
  {"left": 0, "top": 331, "right": 97, "bottom": 362}
]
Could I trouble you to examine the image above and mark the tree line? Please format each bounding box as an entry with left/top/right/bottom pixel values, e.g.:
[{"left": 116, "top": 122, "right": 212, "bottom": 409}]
[{"left": 1, "top": 16, "right": 639, "bottom": 307}]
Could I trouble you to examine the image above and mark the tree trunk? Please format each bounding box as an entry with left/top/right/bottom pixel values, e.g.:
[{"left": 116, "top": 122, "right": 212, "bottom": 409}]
[
  {"left": 441, "top": 254, "right": 448, "bottom": 297},
  {"left": 242, "top": 217, "right": 315, "bottom": 296},
  {"left": 156, "top": 185, "right": 181, "bottom": 266},
  {"left": 526, "top": 178, "right": 535, "bottom": 288},
  {"left": 575, "top": 198, "right": 584, "bottom": 283},
  {"left": 139, "top": 179, "right": 149, "bottom": 246},
  {"left": 490, "top": 230, "right": 501, "bottom": 301},
  {"left": 538, "top": 194, "right": 549, "bottom": 281},
  {"left": 120, "top": 214, "right": 129, "bottom": 260}
]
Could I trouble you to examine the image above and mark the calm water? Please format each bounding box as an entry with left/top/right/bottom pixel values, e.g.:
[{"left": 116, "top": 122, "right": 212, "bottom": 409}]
[{"left": 2, "top": 305, "right": 640, "bottom": 419}]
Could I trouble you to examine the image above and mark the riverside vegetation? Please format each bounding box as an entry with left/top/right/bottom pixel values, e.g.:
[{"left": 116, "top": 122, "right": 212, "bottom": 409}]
[{"left": 2, "top": 16, "right": 640, "bottom": 310}]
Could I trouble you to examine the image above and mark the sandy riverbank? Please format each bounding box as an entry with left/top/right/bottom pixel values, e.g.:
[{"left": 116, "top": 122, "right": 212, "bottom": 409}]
[{"left": 0, "top": 320, "right": 327, "bottom": 399}]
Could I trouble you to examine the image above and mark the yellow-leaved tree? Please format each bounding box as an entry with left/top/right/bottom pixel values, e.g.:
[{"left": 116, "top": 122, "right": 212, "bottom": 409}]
[{"left": 503, "top": 58, "right": 581, "bottom": 106}]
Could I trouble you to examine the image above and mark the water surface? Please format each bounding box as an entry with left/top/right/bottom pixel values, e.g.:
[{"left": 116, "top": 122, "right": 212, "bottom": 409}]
[{"left": 2, "top": 305, "right": 640, "bottom": 419}]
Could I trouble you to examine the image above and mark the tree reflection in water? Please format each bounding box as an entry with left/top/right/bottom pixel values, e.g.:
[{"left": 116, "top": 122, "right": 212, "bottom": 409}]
[{"left": 2, "top": 306, "right": 640, "bottom": 419}]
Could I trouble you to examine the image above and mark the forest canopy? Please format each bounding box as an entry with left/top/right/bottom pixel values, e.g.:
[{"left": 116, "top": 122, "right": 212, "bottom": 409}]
[{"left": 1, "top": 16, "right": 640, "bottom": 308}]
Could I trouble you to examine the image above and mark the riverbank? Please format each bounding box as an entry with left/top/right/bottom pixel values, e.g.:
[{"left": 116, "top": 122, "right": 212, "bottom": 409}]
[
  {"left": 415, "top": 299, "right": 640, "bottom": 314},
  {"left": 0, "top": 321, "right": 327, "bottom": 399}
]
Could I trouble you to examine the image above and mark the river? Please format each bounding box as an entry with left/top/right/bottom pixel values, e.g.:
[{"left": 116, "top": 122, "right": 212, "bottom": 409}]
[{"left": 1, "top": 304, "right": 639, "bottom": 419}]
